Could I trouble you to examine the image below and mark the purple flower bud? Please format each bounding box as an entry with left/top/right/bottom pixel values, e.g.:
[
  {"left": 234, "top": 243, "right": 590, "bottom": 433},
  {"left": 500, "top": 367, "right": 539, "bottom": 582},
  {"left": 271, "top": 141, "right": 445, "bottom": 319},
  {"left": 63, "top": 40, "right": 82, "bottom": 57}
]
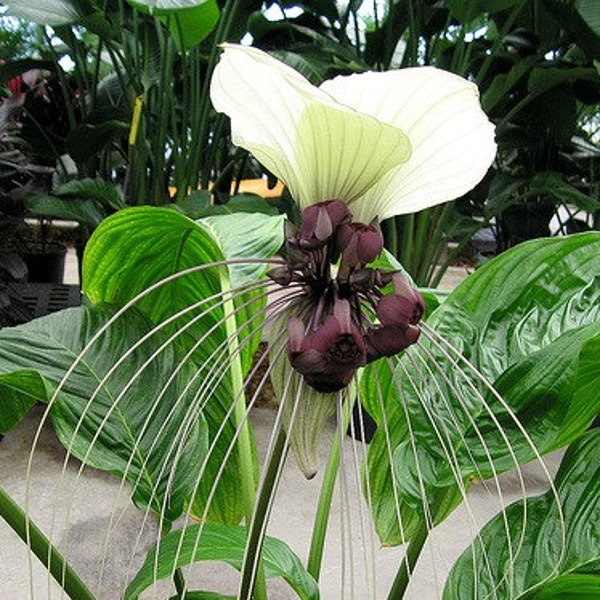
[
  {"left": 365, "top": 323, "right": 421, "bottom": 363},
  {"left": 267, "top": 264, "right": 294, "bottom": 286},
  {"left": 337, "top": 221, "right": 384, "bottom": 268},
  {"left": 376, "top": 273, "right": 425, "bottom": 326},
  {"left": 299, "top": 200, "right": 351, "bottom": 248},
  {"left": 286, "top": 300, "right": 366, "bottom": 393}
]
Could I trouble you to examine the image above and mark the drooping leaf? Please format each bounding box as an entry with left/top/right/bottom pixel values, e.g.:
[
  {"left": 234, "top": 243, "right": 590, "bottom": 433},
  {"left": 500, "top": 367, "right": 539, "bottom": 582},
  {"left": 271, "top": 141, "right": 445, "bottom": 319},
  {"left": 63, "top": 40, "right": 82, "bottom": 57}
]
[
  {"left": 0, "top": 305, "right": 209, "bottom": 522},
  {"left": 26, "top": 195, "right": 107, "bottom": 228},
  {"left": 528, "top": 172, "right": 600, "bottom": 212},
  {"left": 82, "top": 207, "right": 281, "bottom": 525},
  {"left": 124, "top": 523, "right": 320, "bottom": 600},
  {"left": 444, "top": 429, "right": 600, "bottom": 599}
]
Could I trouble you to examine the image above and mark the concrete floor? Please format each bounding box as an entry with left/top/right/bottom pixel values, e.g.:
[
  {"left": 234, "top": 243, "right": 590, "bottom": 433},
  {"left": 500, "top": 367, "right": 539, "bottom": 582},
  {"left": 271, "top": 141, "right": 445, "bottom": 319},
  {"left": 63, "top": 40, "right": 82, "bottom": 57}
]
[
  {"left": 0, "top": 405, "right": 563, "bottom": 600},
  {"left": 1, "top": 249, "right": 562, "bottom": 599}
]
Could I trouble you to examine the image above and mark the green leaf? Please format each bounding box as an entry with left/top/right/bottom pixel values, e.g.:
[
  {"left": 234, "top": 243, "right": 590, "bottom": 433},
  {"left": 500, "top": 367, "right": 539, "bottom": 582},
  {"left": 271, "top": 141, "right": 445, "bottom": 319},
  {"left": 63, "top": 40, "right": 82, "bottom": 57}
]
[
  {"left": 158, "top": 2, "right": 220, "bottom": 50},
  {"left": 0, "top": 370, "right": 47, "bottom": 434},
  {"left": 26, "top": 195, "right": 106, "bottom": 228},
  {"left": 197, "top": 212, "right": 284, "bottom": 287},
  {"left": 543, "top": 0, "right": 600, "bottom": 59},
  {"left": 403, "top": 232, "right": 600, "bottom": 485},
  {"left": 576, "top": 0, "right": 600, "bottom": 38},
  {"left": 444, "top": 430, "right": 600, "bottom": 599},
  {"left": 168, "top": 593, "right": 235, "bottom": 600},
  {"left": 54, "top": 177, "right": 126, "bottom": 211},
  {"left": 127, "top": 0, "right": 211, "bottom": 13},
  {"left": 528, "top": 66, "right": 600, "bottom": 96},
  {"left": 124, "top": 523, "right": 320, "bottom": 600},
  {"left": 3, "top": 0, "right": 86, "bottom": 24},
  {"left": 364, "top": 233, "right": 600, "bottom": 543},
  {"left": 432, "top": 233, "right": 600, "bottom": 381},
  {"left": 439, "top": 323, "right": 600, "bottom": 482},
  {"left": 529, "top": 573, "right": 600, "bottom": 599},
  {"left": 82, "top": 207, "right": 277, "bottom": 525},
  {"left": 0, "top": 305, "right": 208, "bottom": 521},
  {"left": 125, "top": 0, "right": 219, "bottom": 50},
  {"left": 66, "top": 121, "right": 130, "bottom": 163},
  {"left": 83, "top": 207, "right": 223, "bottom": 320},
  {"left": 529, "top": 172, "right": 600, "bottom": 211},
  {"left": 482, "top": 55, "right": 540, "bottom": 115}
]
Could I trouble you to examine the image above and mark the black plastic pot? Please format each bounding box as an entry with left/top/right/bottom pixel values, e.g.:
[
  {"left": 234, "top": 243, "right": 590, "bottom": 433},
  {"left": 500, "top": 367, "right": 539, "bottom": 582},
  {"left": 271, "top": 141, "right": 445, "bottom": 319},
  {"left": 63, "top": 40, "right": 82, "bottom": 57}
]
[{"left": 22, "top": 244, "right": 67, "bottom": 283}]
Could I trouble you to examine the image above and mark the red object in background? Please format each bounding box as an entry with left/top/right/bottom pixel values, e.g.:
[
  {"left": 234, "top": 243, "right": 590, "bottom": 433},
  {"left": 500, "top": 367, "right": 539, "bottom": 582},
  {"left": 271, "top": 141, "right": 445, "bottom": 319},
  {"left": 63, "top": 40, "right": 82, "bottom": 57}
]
[{"left": 6, "top": 74, "right": 23, "bottom": 96}]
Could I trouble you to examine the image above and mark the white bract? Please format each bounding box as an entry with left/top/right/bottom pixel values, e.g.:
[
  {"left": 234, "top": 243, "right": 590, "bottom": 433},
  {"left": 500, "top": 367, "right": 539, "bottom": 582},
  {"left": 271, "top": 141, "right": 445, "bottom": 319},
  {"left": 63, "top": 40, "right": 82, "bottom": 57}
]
[{"left": 210, "top": 43, "right": 496, "bottom": 223}]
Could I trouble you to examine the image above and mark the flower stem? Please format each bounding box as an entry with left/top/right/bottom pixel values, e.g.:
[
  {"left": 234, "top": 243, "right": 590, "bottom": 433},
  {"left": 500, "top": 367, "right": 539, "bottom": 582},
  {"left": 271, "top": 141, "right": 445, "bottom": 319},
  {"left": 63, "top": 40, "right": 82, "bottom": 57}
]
[
  {"left": 0, "top": 484, "right": 95, "bottom": 600},
  {"left": 386, "top": 488, "right": 448, "bottom": 599},
  {"left": 239, "top": 427, "right": 288, "bottom": 599},
  {"left": 306, "top": 430, "right": 340, "bottom": 580},
  {"left": 306, "top": 391, "right": 354, "bottom": 581},
  {"left": 219, "top": 269, "right": 267, "bottom": 600}
]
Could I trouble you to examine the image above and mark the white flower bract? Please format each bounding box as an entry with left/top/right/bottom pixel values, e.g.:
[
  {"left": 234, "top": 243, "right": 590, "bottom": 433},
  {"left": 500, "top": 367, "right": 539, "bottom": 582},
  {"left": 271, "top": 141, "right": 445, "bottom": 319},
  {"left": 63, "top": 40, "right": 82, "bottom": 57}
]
[{"left": 210, "top": 44, "right": 496, "bottom": 223}]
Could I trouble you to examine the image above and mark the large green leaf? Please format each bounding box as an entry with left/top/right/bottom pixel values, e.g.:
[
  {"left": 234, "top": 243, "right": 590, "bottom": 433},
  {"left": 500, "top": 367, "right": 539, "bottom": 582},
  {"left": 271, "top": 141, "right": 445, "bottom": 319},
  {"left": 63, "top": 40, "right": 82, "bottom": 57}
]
[
  {"left": 82, "top": 206, "right": 281, "bottom": 525},
  {"left": 444, "top": 429, "right": 600, "bottom": 599},
  {"left": 432, "top": 233, "right": 600, "bottom": 377},
  {"left": 26, "top": 178, "right": 126, "bottom": 227},
  {"left": 0, "top": 370, "right": 46, "bottom": 435},
  {"left": 124, "top": 523, "right": 320, "bottom": 600},
  {"left": 0, "top": 305, "right": 208, "bottom": 521},
  {"left": 576, "top": 0, "right": 600, "bottom": 38},
  {"left": 364, "top": 233, "right": 600, "bottom": 544}
]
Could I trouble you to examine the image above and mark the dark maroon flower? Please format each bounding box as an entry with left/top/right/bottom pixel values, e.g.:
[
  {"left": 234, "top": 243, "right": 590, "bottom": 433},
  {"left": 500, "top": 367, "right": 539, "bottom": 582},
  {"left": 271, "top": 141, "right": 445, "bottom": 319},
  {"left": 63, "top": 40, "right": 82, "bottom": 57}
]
[
  {"left": 376, "top": 272, "right": 425, "bottom": 326},
  {"left": 298, "top": 200, "right": 351, "bottom": 248},
  {"left": 287, "top": 300, "right": 366, "bottom": 393},
  {"left": 269, "top": 202, "right": 424, "bottom": 393},
  {"left": 365, "top": 323, "right": 421, "bottom": 362},
  {"left": 337, "top": 221, "right": 384, "bottom": 268}
]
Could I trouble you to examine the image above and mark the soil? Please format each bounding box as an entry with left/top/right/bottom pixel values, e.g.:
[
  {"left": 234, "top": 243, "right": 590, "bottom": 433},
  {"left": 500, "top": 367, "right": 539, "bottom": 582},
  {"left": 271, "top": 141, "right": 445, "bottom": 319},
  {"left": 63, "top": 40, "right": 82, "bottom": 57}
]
[{"left": 246, "top": 342, "right": 279, "bottom": 410}]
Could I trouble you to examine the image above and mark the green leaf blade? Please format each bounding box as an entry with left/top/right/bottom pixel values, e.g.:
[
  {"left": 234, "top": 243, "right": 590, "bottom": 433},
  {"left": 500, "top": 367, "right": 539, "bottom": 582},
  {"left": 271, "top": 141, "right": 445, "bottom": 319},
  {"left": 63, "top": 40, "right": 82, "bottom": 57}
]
[{"left": 124, "top": 523, "right": 320, "bottom": 600}]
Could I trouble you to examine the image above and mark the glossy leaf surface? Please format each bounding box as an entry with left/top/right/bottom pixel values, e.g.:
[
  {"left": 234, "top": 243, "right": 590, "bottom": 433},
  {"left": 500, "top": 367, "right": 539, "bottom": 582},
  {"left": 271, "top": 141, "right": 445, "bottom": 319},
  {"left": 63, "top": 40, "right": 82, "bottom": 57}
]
[
  {"left": 0, "top": 305, "right": 208, "bottom": 521},
  {"left": 0, "top": 370, "right": 46, "bottom": 434},
  {"left": 124, "top": 523, "right": 320, "bottom": 600},
  {"left": 364, "top": 232, "right": 600, "bottom": 544},
  {"left": 444, "top": 429, "right": 600, "bottom": 598}
]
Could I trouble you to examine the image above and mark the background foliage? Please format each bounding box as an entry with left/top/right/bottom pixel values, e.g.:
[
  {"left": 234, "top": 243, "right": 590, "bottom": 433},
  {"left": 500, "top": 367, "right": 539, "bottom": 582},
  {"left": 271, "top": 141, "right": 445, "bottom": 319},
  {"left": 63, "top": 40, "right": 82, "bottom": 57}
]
[
  {"left": 0, "top": 1, "right": 600, "bottom": 599},
  {"left": 1, "top": 0, "right": 599, "bottom": 283}
]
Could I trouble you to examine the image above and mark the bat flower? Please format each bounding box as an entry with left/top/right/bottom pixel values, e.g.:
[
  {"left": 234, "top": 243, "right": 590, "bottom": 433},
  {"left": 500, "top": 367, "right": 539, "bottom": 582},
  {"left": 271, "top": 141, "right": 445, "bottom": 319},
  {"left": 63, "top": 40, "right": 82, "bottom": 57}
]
[{"left": 210, "top": 44, "right": 496, "bottom": 476}]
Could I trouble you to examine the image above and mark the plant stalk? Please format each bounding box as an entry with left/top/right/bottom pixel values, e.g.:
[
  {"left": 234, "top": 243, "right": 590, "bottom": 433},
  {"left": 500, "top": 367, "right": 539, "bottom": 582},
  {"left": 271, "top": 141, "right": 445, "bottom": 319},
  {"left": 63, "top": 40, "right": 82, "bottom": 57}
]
[
  {"left": 0, "top": 484, "right": 95, "bottom": 600},
  {"left": 239, "top": 427, "right": 288, "bottom": 599},
  {"left": 219, "top": 269, "right": 267, "bottom": 600},
  {"left": 306, "top": 390, "right": 355, "bottom": 581},
  {"left": 386, "top": 488, "right": 448, "bottom": 599}
]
